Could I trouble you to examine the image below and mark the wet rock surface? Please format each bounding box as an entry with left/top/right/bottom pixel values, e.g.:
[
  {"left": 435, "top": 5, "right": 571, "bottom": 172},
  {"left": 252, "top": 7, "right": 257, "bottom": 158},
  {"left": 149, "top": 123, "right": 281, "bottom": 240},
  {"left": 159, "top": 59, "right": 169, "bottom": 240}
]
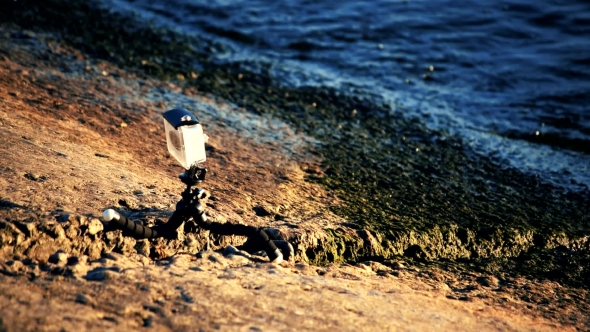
[
  {"left": 0, "top": 1, "right": 588, "bottom": 329},
  {"left": 2, "top": 0, "right": 588, "bottom": 288}
]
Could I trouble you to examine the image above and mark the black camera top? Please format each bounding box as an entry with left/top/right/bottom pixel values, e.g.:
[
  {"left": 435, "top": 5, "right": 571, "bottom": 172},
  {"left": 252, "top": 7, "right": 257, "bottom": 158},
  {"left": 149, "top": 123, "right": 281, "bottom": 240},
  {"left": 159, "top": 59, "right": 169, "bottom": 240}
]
[{"left": 163, "top": 108, "right": 200, "bottom": 129}]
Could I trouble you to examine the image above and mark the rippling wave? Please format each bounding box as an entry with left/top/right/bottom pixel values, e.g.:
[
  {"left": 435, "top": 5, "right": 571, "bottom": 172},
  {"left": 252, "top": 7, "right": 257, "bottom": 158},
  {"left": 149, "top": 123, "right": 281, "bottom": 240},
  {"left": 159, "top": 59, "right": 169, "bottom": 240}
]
[{"left": 107, "top": 0, "right": 590, "bottom": 189}]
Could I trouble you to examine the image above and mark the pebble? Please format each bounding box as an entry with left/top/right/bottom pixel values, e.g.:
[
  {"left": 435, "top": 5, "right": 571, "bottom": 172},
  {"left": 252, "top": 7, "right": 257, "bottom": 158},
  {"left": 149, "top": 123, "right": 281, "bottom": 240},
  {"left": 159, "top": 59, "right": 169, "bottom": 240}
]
[
  {"left": 76, "top": 215, "right": 88, "bottom": 226},
  {"left": 117, "top": 237, "right": 136, "bottom": 255},
  {"left": 87, "top": 218, "right": 104, "bottom": 235},
  {"left": 143, "top": 317, "right": 153, "bottom": 327},
  {"left": 65, "top": 225, "right": 79, "bottom": 240},
  {"left": 16, "top": 221, "right": 37, "bottom": 237},
  {"left": 253, "top": 205, "right": 273, "bottom": 217},
  {"left": 87, "top": 241, "right": 103, "bottom": 260},
  {"left": 366, "top": 261, "right": 391, "bottom": 273},
  {"left": 391, "top": 261, "right": 405, "bottom": 269},
  {"left": 56, "top": 213, "right": 71, "bottom": 222},
  {"left": 207, "top": 253, "right": 226, "bottom": 264},
  {"left": 477, "top": 276, "right": 500, "bottom": 288},
  {"left": 223, "top": 245, "right": 239, "bottom": 256},
  {"left": 136, "top": 239, "right": 151, "bottom": 257},
  {"left": 75, "top": 293, "right": 94, "bottom": 305},
  {"left": 46, "top": 224, "right": 66, "bottom": 239},
  {"left": 7, "top": 260, "right": 25, "bottom": 272},
  {"left": 67, "top": 256, "right": 84, "bottom": 265},
  {"left": 49, "top": 251, "right": 68, "bottom": 265},
  {"left": 85, "top": 268, "right": 120, "bottom": 281}
]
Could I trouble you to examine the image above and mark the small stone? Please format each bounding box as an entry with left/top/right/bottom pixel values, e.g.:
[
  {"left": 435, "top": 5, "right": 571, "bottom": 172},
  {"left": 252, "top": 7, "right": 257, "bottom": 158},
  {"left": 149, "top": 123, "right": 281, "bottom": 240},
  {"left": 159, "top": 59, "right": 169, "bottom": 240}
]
[
  {"left": 135, "top": 239, "right": 151, "bottom": 257},
  {"left": 15, "top": 221, "right": 37, "bottom": 237},
  {"left": 75, "top": 293, "right": 94, "bottom": 305},
  {"left": 143, "top": 317, "right": 153, "bottom": 327},
  {"left": 357, "top": 263, "right": 372, "bottom": 272},
  {"left": 118, "top": 237, "right": 136, "bottom": 255},
  {"left": 223, "top": 245, "right": 239, "bottom": 256},
  {"left": 46, "top": 224, "right": 66, "bottom": 239},
  {"left": 7, "top": 260, "right": 25, "bottom": 272},
  {"left": 76, "top": 215, "right": 88, "bottom": 226},
  {"left": 207, "top": 253, "right": 226, "bottom": 264},
  {"left": 87, "top": 218, "right": 104, "bottom": 235},
  {"left": 477, "top": 276, "right": 500, "bottom": 288},
  {"left": 367, "top": 261, "right": 391, "bottom": 274},
  {"left": 85, "top": 268, "right": 120, "bottom": 281},
  {"left": 24, "top": 172, "right": 39, "bottom": 181},
  {"left": 390, "top": 261, "right": 405, "bottom": 269},
  {"left": 65, "top": 225, "right": 79, "bottom": 240},
  {"left": 56, "top": 213, "right": 71, "bottom": 222},
  {"left": 133, "top": 190, "right": 144, "bottom": 196},
  {"left": 67, "top": 256, "right": 83, "bottom": 265},
  {"left": 66, "top": 263, "right": 89, "bottom": 278},
  {"left": 120, "top": 122, "right": 128, "bottom": 128},
  {"left": 49, "top": 251, "right": 68, "bottom": 265},
  {"left": 253, "top": 205, "right": 273, "bottom": 217},
  {"left": 87, "top": 241, "right": 103, "bottom": 260},
  {"left": 169, "top": 255, "right": 190, "bottom": 268}
]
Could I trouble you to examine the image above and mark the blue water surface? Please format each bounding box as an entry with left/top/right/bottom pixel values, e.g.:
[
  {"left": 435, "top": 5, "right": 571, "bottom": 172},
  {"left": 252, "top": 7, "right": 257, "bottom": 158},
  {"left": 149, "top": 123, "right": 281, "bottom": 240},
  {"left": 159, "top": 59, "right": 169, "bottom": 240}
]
[{"left": 106, "top": 0, "right": 590, "bottom": 190}]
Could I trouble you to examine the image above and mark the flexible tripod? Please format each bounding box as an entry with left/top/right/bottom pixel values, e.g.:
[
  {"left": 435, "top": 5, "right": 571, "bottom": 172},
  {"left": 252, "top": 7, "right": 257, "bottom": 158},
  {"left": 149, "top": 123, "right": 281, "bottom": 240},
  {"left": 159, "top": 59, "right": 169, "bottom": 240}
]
[{"left": 103, "top": 165, "right": 285, "bottom": 263}]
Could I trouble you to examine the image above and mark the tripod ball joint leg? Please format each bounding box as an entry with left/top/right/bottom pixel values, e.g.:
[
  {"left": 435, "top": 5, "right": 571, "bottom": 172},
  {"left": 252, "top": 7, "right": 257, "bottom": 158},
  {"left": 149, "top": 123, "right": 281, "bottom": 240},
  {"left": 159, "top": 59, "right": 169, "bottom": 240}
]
[{"left": 192, "top": 210, "right": 283, "bottom": 263}]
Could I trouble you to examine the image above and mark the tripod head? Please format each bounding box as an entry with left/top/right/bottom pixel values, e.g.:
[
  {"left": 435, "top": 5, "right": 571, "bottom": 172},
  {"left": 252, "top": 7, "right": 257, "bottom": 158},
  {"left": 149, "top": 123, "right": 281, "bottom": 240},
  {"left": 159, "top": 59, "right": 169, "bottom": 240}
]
[{"left": 179, "top": 165, "right": 207, "bottom": 188}]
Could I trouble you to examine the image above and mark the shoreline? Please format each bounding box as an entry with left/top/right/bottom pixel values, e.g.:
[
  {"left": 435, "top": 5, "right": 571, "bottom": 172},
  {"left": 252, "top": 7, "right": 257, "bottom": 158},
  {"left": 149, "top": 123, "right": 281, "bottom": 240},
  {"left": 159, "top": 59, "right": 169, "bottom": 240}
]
[{"left": 0, "top": 0, "right": 589, "bottom": 329}]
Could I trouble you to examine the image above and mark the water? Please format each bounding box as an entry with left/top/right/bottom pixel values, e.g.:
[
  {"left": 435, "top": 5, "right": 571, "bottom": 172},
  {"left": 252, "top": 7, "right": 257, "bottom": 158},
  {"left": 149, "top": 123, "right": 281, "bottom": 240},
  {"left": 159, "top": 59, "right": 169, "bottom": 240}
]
[{"left": 106, "top": 0, "right": 590, "bottom": 190}]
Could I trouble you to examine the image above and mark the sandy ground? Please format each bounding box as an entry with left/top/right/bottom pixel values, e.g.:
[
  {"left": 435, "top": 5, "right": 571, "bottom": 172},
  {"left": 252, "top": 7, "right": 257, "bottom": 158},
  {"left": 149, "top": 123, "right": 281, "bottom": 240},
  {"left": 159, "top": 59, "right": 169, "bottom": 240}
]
[
  {"left": 0, "top": 26, "right": 586, "bottom": 331},
  {"left": 0, "top": 252, "right": 563, "bottom": 332}
]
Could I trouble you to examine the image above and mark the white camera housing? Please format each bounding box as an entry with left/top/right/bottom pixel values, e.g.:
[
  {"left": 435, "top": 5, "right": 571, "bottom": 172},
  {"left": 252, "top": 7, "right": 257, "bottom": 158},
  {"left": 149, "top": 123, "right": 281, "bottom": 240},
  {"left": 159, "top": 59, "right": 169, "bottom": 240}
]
[{"left": 162, "top": 108, "right": 207, "bottom": 169}]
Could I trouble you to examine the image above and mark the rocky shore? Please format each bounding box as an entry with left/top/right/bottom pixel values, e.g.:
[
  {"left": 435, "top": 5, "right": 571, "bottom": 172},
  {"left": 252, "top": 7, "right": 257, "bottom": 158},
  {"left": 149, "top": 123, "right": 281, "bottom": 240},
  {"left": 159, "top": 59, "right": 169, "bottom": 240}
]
[{"left": 0, "top": 0, "right": 589, "bottom": 330}]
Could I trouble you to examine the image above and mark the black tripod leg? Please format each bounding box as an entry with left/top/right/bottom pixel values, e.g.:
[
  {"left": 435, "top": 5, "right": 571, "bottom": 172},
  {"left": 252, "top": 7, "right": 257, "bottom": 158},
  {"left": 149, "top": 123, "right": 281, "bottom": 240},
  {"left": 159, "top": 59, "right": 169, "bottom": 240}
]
[
  {"left": 104, "top": 207, "right": 191, "bottom": 240},
  {"left": 191, "top": 203, "right": 282, "bottom": 262}
]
